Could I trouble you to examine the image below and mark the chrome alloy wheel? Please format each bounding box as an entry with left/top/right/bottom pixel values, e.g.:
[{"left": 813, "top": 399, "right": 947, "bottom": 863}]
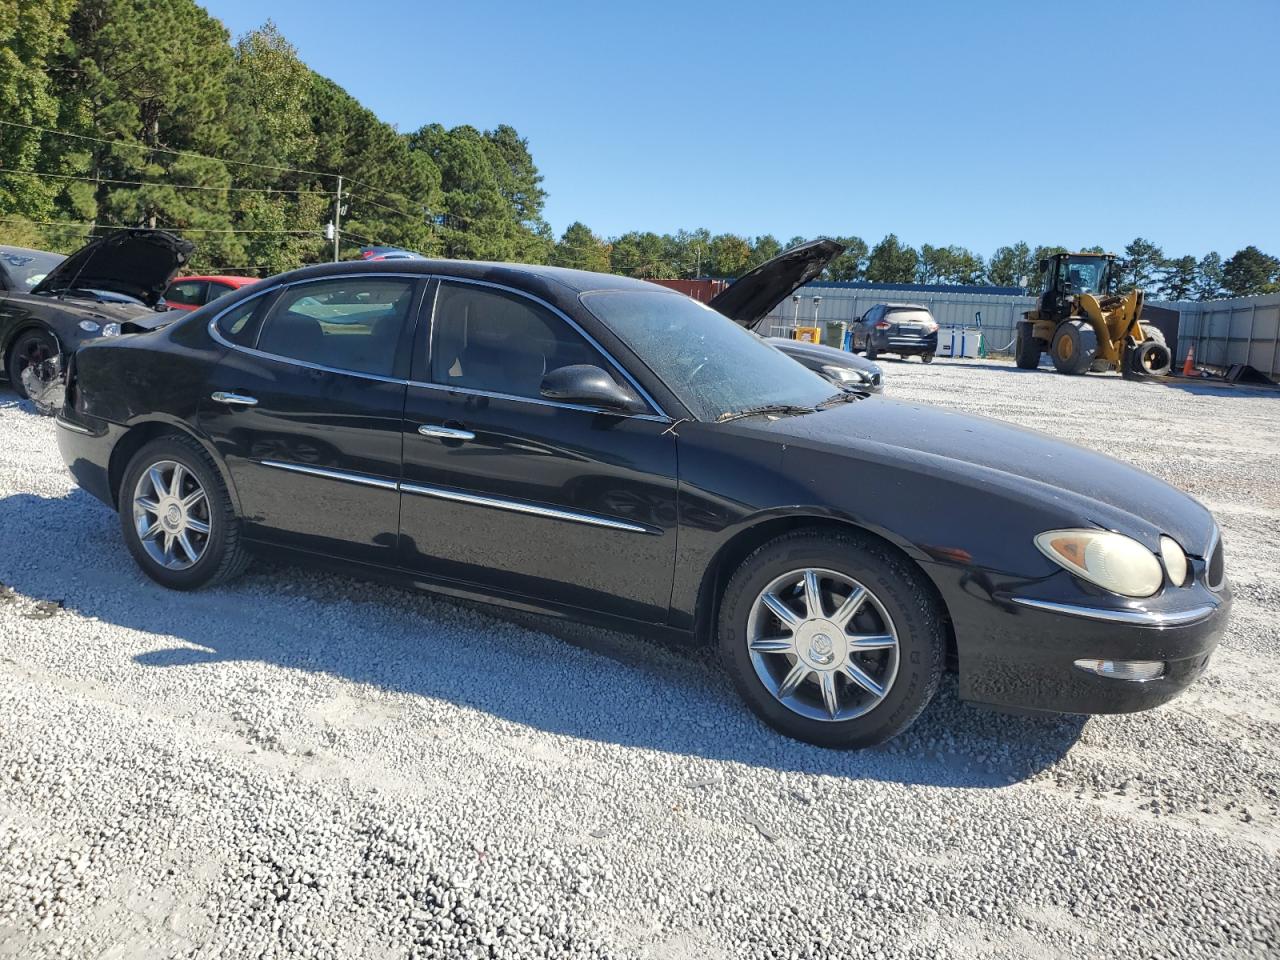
[
  {"left": 745, "top": 568, "right": 900, "bottom": 722},
  {"left": 132, "top": 460, "right": 211, "bottom": 571}
]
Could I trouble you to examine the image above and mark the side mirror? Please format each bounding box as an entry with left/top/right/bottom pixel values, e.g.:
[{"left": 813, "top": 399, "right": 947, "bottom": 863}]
[{"left": 540, "top": 364, "right": 644, "bottom": 413}]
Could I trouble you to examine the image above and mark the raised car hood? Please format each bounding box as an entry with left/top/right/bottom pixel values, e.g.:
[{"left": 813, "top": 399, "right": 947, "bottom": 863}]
[
  {"left": 32, "top": 228, "right": 195, "bottom": 307},
  {"left": 709, "top": 238, "right": 844, "bottom": 330}
]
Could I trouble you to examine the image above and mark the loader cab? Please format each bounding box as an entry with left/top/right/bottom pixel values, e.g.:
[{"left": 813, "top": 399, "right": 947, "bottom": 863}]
[{"left": 1038, "top": 253, "right": 1118, "bottom": 321}]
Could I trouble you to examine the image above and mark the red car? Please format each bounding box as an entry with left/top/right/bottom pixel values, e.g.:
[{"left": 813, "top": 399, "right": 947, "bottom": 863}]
[{"left": 164, "top": 275, "right": 258, "bottom": 311}]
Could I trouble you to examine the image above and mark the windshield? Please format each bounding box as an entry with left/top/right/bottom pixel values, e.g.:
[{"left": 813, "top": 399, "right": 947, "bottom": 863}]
[
  {"left": 1, "top": 248, "right": 65, "bottom": 290},
  {"left": 1056, "top": 256, "right": 1113, "bottom": 295},
  {"left": 581, "top": 290, "right": 834, "bottom": 421}
]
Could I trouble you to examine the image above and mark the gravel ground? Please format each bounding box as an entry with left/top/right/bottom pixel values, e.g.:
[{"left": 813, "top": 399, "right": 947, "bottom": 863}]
[{"left": 1, "top": 360, "right": 1277, "bottom": 959}]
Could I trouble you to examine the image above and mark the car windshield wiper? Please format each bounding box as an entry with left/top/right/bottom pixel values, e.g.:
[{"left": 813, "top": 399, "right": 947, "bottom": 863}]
[
  {"left": 716, "top": 403, "right": 816, "bottom": 424},
  {"left": 816, "top": 389, "right": 866, "bottom": 409}
]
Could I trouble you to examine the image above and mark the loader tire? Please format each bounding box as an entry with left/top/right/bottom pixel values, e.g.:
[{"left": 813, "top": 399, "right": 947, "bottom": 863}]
[
  {"left": 1014, "top": 322, "right": 1044, "bottom": 369},
  {"left": 1050, "top": 320, "right": 1097, "bottom": 375},
  {"left": 1123, "top": 339, "right": 1173, "bottom": 380},
  {"left": 1140, "top": 323, "right": 1167, "bottom": 347}
]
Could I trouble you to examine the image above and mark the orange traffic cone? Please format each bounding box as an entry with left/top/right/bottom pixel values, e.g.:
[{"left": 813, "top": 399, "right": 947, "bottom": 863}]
[{"left": 1182, "top": 346, "right": 1195, "bottom": 377}]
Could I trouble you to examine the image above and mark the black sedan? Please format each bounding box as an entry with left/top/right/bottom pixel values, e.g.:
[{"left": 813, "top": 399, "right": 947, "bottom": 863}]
[
  {"left": 1, "top": 229, "right": 193, "bottom": 398},
  {"left": 55, "top": 257, "right": 1229, "bottom": 748}
]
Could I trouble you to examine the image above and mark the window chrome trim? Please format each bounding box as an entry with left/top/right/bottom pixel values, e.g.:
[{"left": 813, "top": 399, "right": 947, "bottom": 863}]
[
  {"left": 259, "top": 460, "right": 399, "bottom": 491},
  {"left": 402, "top": 377, "right": 671, "bottom": 422},
  {"left": 207, "top": 272, "right": 423, "bottom": 385},
  {"left": 1010, "top": 596, "right": 1219, "bottom": 626},
  {"left": 427, "top": 274, "right": 670, "bottom": 420},
  {"left": 257, "top": 460, "right": 655, "bottom": 534},
  {"left": 400, "top": 481, "right": 655, "bottom": 534}
]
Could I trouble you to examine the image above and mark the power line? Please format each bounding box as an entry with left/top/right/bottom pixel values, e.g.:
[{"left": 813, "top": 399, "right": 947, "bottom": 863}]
[
  {"left": 0, "top": 215, "right": 319, "bottom": 236},
  {"left": 0, "top": 165, "right": 329, "bottom": 196},
  {"left": 0, "top": 118, "right": 336, "bottom": 180}
]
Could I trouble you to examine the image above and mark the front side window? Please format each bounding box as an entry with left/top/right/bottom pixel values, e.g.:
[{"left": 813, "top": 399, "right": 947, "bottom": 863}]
[
  {"left": 581, "top": 290, "right": 833, "bottom": 421},
  {"left": 430, "top": 281, "right": 609, "bottom": 400},
  {"left": 255, "top": 278, "right": 414, "bottom": 377}
]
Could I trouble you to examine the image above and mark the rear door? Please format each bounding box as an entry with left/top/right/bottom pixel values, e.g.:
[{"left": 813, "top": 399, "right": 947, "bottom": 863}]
[
  {"left": 199, "top": 275, "right": 423, "bottom": 564},
  {"left": 398, "top": 278, "right": 679, "bottom": 622}
]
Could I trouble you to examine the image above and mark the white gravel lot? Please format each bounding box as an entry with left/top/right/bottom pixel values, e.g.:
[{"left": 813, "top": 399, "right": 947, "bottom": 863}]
[{"left": 1, "top": 359, "right": 1277, "bottom": 959}]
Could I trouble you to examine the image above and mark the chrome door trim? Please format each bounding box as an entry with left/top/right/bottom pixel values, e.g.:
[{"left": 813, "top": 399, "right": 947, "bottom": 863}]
[
  {"left": 211, "top": 391, "right": 259, "bottom": 406},
  {"left": 426, "top": 274, "right": 670, "bottom": 420},
  {"left": 258, "top": 459, "right": 399, "bottom": 491},
  {"left": 1010, "top": 596, "right": 1219, "bottom": 626},
  {"left": 417, "top": 424, "right": 476, "bottom": 441},
  {"left": 400, "top": 481, "right": 655, "bottom": 534},
  {"left": 403, "top": 377, "right": 671, "bottom": 422}
]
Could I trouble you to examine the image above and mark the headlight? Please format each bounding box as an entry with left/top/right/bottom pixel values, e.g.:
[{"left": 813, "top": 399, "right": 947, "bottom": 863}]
[
  {"left": 821, "top": 365, "right": 869, "bottom": 384},
  {"left": 1034, "top": 529, "right": 1163, "bottom": 598},
  {"left": 1160, "top": 536, "right": 1188, "bottom": 586},
  {"left": 101, "top": 322, "right": 122, "bottom": 337},
  {"left": 78, "top": 320, "right": 101, "bottom": 333}
]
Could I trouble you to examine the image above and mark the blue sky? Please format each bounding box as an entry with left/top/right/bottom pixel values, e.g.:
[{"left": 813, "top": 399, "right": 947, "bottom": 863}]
[{"left": 202, "top": 0, "right": 1279, "bottom": 259}]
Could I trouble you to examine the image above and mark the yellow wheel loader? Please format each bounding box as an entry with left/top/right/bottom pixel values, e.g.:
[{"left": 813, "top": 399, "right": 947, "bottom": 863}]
[{"left": 1015, "top": 253, "right": 1172, "bottom": 379}]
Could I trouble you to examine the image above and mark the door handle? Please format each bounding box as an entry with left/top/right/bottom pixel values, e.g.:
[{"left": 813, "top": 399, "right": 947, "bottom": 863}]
[
  {"left": 211, "top": 391, "right": 258, "bottom": 406},
  {"left": 417, "top": 424, "right": 475, "bottom": 441}
]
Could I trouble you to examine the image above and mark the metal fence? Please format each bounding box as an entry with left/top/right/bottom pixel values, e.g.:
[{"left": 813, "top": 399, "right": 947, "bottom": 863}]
[
  {"left": 1169, "top": 292, "right": 1280, "bottom": 377},
  {"left": 767, "top": 283, "right": 1280, "bottom": 377},
  {"left": 764, "top": 284, "right": 1036, "bottom": 353}
]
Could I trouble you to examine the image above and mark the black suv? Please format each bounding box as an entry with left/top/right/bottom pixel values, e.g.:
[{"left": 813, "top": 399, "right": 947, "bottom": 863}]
[{"left": 850, "top": 303, "right": 939, "bottom": 362}]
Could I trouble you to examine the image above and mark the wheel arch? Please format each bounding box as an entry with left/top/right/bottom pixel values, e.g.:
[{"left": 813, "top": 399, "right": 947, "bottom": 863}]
[
  {"left": 692, "top": 513, "right": 957, "bottom": 665},
  {"left": 2, "top": 322, "right": 61, "bottom": 379},
  {"left": 108, "top": 418, "right": 241, "bottom": 513}
]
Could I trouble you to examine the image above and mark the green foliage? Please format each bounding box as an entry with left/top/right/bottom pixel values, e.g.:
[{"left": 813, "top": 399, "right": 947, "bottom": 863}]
[
  {"left": 1221, "top": 246, "right": 1280, "bottom": 298},
  {"left": 552, "top": 222, "right": 610, "bottom": 273},
  {"left": 1118, "top": 237, "right": 1165, "bottom": 291},
  {"left": 825, "top": 236, "right": 867, "bottom": 281},
  {"left": 987, "top": 242, "right": 1035, "bottom": 289},
  {"left": 1194, "top": 252, "right": 1224, "bottom": 301},
  {"left": 865, "top": 234, "right": 918, "bottom": 284},
  {"left": 1156, "top": 255, "right": 1198, "bottom": 302}
]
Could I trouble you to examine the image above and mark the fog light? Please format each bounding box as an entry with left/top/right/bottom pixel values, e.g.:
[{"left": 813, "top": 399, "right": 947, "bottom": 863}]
[{"left": 1073, "top": 658, "right": 1165, "bottom": 682}]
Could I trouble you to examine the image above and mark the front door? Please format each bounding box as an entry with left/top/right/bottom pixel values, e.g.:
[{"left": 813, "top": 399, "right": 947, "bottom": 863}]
[
  {"left": 398, "top": 279, "right": 678, "bottom": 622},
  {"left": 199, "top": 275, "right": 422, "bottom": 564}
]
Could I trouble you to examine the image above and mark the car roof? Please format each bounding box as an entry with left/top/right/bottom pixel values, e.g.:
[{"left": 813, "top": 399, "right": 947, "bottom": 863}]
[
  {"left": 262, "top": 257, "right": 669, "bottom": 297},
  {"left": 176, "top": 275, "right": 258, "bottom": 285}
]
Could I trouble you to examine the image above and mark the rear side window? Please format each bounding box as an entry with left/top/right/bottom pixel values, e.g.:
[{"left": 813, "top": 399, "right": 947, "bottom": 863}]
[
  {"left": 215, "top": 298, "right": 269, "bottom": 347},
  {"left": 166, "top": 280, "right": 207, "bottom": 306},
  {"left": 430, "top": 281, "right": 608, "bottom": 400},
  {"left": 254, "top": 278, "right": 415, "bottom": 378}
]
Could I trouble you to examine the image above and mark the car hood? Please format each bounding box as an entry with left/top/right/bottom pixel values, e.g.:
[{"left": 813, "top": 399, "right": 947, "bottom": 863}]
[
  {"left": 769, "top": 337, "right": 880, "bottom": 374},
  {"left": 708, "top": 239, "right": 844, "bottom": 330},
  {"left": 32, "top": 228, "right": 195, "bottom": 307},
  {"left": 743, "top": 397, "right": 1217, "bottom": 554}
]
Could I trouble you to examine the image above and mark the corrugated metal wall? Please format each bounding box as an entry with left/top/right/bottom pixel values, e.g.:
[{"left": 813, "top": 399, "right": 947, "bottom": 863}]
[
  {"left": 764, "top": 285, "right": 1037, "bottom": 351},
  {"left": 1169, "top": 293, "right": 1280, "bottom": 377},
  {"left": 766, "top": 284, "right": 1280, "bottom": 377}
]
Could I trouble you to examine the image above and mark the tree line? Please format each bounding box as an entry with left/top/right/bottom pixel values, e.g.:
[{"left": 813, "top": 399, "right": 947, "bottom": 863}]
[{"left": 2, "top": 0, "right": 1277, "bottom": 302}]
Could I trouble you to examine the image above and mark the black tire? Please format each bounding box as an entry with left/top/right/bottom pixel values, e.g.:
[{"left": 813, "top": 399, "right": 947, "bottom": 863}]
[
  {"left": 1140, "top": 323, "right": 1167, "bottom": 347},
  {"left": 1014, "top": 322, "right": 1043, "bottom": 369},
  {"left": 865, "top": 341, "right": 878, "bottom": 361},
  {"left": 118, "top": 434, "right": 250, "bottom": 590},
  {"left": 717, "top": 530, "right": 945, "bottom": 749},
  {"left": 6, "top": 327, "right": 59, "bottom": 400},
  {"left": 1050, "top": 320, "right": 1097, "bottom": 375},
  {"left": 920, "top": 352, "right": 935, "bottom": 364},
  {"left": 1122, "top": 338, "right": 1172, "bottom": 380}
]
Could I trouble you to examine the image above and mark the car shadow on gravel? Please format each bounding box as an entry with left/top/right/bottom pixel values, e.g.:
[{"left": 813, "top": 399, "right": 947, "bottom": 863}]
[{"left": 0, "top": 489, "right": 1086, "bottom": 789}]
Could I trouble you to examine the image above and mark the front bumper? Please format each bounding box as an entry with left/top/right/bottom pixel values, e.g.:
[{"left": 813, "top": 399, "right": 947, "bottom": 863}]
[{"left": 928, "top": 563, "right": 1230, "bottom": 715}]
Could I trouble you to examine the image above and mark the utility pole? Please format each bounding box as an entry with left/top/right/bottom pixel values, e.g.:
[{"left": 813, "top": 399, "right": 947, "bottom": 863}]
[{"left": 332, "top": 174, "right": 343, "bottom": 262}]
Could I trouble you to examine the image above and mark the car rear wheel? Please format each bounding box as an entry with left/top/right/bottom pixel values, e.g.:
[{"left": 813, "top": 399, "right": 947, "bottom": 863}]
[
  {"left": 119, "top": 435, "right": 250, "bottom": 590},
  {"left": 865, "top": 341, "right": 878, "bottom": 361},
  {"left": 718, "top": 530, "right": 944, "bottom": 748},
  {"left": 6, "top": 327, "right": 58, "bottom": 400},
  {"left": 921, "top": 352, "right": 935, "bottom": 364}
]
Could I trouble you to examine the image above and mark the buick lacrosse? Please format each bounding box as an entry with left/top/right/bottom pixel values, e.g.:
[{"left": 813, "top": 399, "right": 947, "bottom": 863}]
[{"left": 55, "top": 250, "right": 1229, "bottom": 747}]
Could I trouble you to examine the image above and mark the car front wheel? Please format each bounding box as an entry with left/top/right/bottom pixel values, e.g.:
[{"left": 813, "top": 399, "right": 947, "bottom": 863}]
[
  {"left": 119, "top": 435, "right": 251, "bottom": 590},
  {"left": 718, "top": 530, "right": 944, "bottom": 748},
  {"left": 6, "top": 327, "right": 58, "bottom": 400}
]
